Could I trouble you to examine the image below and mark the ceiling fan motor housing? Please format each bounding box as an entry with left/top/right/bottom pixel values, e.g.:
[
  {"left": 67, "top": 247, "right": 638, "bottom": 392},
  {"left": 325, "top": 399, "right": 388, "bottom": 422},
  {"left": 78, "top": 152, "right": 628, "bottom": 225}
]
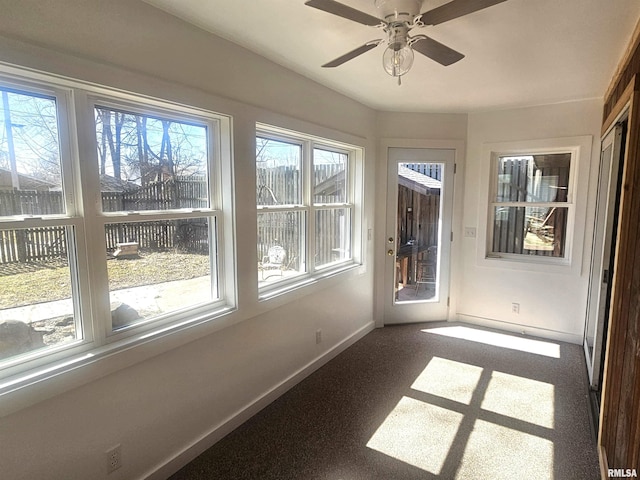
[{"left": 374, "top": 0, "right": 422, "bottom": 23}]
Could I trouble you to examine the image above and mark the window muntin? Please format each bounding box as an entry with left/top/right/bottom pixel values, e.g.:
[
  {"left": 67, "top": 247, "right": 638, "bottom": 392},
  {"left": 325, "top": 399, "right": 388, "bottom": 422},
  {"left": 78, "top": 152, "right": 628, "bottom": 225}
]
[
  {"left": 0, "top": 71, "right": 233, "bottom": 376},
  {"left": 489, "top": 153, "right": 572, "bottom": 259},
  {"left": 256, "top": 127, "right": 356, "bottom": 291}
]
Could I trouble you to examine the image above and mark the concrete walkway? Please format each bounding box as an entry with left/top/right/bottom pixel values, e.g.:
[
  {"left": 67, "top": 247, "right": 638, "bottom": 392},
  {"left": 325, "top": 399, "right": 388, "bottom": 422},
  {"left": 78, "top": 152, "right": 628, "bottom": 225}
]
[{"left": 0, "top": 276, "right": 211, "bottom": 324}]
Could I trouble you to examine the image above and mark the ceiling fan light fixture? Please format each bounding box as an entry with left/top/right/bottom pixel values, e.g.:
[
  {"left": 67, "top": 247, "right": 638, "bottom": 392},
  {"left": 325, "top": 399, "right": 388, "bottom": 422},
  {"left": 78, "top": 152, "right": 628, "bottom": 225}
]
[
  {"left": 374, "top": 0, "right": 422, "bottom": 23},
  {"left": 382, "top": 43, "right": 414, "bottom": 77}
]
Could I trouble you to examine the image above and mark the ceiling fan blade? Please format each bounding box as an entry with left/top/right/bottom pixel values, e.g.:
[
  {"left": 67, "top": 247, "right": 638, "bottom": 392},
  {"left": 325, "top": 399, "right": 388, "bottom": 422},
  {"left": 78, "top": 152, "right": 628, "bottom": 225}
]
[
  {"left": 305, "top": 0, "right": 382, "bottom": 26},
  {"left": 419, "top": 0, "right": 508, "bottom": 26},
  {"left": 411, "top": 36, "right": 464, "bottom": 66},
  {"left": 322, "top": 41, "right": 381, "bottom": 67}
]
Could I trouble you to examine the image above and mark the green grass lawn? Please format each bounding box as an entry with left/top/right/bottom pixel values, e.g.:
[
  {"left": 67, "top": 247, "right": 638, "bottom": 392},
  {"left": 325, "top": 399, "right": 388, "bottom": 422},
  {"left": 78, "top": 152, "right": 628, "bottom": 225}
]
[{"left": 0, "top": 251, "right": 210, "bottom": 309}]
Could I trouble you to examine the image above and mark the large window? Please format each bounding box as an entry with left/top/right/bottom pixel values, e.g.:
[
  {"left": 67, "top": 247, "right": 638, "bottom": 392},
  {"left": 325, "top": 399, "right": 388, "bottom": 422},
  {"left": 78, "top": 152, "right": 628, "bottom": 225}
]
[
  {"left": 488, "top": 153, "right": 572, "bottom": 259},
  {"left": 256, "top": 126, "right": 359, "bottom": 292},
  {"left": 93, "top": 102, "right": 221, "bottom": 332},
  {"left": 0, "top": 72, "right": 233, "bottom": 377}
]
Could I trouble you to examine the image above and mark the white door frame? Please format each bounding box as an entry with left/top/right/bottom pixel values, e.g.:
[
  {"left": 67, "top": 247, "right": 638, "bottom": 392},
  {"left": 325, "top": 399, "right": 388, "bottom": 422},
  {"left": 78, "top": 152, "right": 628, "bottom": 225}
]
[
  {"left": 584, "top": 122, "right": 624, "bottom": 389},
  {"left": 377, "top": 139, "right": 465, "bottom": 326}
]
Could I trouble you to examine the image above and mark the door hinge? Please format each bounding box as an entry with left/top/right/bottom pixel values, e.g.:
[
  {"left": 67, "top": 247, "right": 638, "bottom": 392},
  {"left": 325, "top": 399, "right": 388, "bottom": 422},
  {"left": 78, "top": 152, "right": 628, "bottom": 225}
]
[
  {"left": 454, "top": 163, "right": 457, "bottom": 174},
  {"left": 451, "top": 231, "right": 454, "bottom": 242},
  {"left": 447, "top": 297, "right": 450, "bottom": 307}
]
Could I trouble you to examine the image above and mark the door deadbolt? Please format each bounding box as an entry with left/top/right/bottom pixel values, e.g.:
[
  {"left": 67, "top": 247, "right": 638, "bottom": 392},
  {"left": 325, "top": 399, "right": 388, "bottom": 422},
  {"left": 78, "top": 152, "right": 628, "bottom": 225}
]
[
  {"left": 388, "top": 237, "right": 394, "bottom": 243},
  {"left": 387, "top": 249, "right": 394, "bottom": 256}
]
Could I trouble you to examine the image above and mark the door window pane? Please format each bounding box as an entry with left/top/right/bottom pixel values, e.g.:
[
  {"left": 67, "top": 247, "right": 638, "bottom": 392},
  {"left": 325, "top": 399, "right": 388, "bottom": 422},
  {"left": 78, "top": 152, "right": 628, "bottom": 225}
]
[
  {"left": 105, "top": 218, "right": 214, "bottom": 330},
  {"left": 95, "top": 106, "right": 209, "bottom": 213},
  {"left": 1, "top": 89, "right": 64, "bottom": 215},
  {"left": 0, "top": 226, "right": 79, "bottom": 361},
  {"left": 396, "top": 163, "right": 442, "bottom": 302},
  {"left": 256, "top": 137, "right": 302, "bottom": 206}
]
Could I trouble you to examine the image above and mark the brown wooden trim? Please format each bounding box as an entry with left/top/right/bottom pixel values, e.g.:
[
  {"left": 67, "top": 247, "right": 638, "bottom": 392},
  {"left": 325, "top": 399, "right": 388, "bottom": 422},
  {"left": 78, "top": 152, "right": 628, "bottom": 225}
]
[
  {"left": 600, "top": 85, "right": 640, "bottom": 467},
  {"left": 605, "top": 18, "right": 640, "bottom": 102},
  {"left": 602, "top": 75, "right": 637, "bottom": 136}
]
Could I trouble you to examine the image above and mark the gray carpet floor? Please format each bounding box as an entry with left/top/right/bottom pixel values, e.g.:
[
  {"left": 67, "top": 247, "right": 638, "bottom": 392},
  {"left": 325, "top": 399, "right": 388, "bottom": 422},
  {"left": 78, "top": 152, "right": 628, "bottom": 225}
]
[{"left": 169, "top": 322, "right": 600, "bottom": 479}]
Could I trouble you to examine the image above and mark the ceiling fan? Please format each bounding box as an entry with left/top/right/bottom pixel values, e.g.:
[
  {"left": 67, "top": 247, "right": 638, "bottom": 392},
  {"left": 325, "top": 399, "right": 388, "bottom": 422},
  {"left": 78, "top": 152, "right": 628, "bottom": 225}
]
[{"left": 305, "top": 0, "right": 508, "bottom": 84}]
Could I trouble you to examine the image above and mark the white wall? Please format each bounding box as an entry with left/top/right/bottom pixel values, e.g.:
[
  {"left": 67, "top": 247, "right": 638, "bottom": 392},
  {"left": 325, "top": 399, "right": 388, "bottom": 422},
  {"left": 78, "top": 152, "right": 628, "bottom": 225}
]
[
  {"left": 0, "top": 1, "right": 378, "bottom": 479},
  {"left": 0, "top": 1, "right": 608, "bottom": 478},
  {"left": 457, "top": 100, "right": 603, "bottom": 342}
]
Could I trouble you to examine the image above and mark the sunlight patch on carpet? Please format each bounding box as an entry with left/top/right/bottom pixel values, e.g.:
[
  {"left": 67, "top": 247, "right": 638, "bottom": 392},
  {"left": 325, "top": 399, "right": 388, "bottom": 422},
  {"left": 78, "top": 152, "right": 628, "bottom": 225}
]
[
  {"left": 411, "top": 357, "right": 483, "bottom": 405},
  {"left": 481, "top": 371, "right": 555, "bottom": 429},
  {"left": 457, "top": 419, "right": 554, "bottom": 479},
  {"left": 422, "top": 326, "right": 561, "bottom": 358},
  {"left": 366, "top": 396, "right": 463, "bottom": 475}
]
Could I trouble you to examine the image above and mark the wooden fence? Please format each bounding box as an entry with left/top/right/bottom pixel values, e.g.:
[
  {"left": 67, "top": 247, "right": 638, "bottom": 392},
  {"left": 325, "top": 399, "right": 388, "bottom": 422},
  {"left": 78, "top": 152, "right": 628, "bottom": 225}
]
[
  {"left": 0, "top": 226, "right": 68, "bottom": 264},
  {"left": 0, "top": 190, "right": 65, "bottom": 216},
  {"left": 0, "top": 220, "right": 209, "bottom": 264},
  {"left": 1, "top": 167, "right": 348, "bottom": 265}
]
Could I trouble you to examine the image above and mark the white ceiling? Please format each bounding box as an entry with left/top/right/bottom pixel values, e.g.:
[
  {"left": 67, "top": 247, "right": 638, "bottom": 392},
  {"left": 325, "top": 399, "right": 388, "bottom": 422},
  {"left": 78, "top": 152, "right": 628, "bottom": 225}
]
[{"left": 142, "top": 0, "right": 640, "bottom": 113}]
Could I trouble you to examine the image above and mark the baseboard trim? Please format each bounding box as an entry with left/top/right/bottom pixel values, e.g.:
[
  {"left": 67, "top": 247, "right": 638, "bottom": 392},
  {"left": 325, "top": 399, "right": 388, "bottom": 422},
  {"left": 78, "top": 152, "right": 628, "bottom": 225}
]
[
  {"left": 456, "top": 314, "right": 583, "bottom": 344},
  {"left": 144, "top": 320, "right": 376, "bottom": 480}
]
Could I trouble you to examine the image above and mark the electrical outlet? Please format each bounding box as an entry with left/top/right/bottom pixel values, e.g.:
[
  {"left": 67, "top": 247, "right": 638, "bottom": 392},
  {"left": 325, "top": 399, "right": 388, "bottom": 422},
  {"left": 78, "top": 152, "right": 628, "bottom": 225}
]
[
  {"left": 315, "top": 329, "right": 322, "bottom": 344},
  {"left": 512, "top": 303, "right": 520, "bottom": 314},
  {"left": 106, "top": 444, "right": 122, "bottom": 474},
  {"left": 464, "top": 227, "right": 477, "bottom": 238}
]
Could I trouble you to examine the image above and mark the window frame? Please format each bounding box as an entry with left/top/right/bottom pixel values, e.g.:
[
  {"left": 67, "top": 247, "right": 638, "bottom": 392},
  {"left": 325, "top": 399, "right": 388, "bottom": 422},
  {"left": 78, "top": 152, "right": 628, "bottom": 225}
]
[
  {"left": 256, "top": 124, "right": 362, "bottom": 298},
  {"left": 0, "top": 67, "right": 236, "bottom": 387},
  {"left": 477, "top": 136, "right": 592, "bottom": 273},
  {"left": 487, "top": 151, "right": 575, "bottom": 262},
  {"left": 86, "top": 95, "right": 230, "bottom": 340}
]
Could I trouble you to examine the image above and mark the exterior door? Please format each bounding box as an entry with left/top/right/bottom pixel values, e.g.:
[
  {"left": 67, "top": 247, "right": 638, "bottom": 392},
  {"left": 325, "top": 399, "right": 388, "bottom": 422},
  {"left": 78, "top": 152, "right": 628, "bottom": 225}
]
[
  {"left": 384, "top": 148, "right": 455, "bottom": 324},
  {"left": 584, "top": 124, "right": 624, "bottom": 389}
]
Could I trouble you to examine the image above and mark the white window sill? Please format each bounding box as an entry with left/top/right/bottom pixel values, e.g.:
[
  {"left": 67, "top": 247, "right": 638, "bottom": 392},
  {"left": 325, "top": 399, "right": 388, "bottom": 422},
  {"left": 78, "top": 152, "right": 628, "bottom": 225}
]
[{"left": 258, "top": 262, "right": 364, "bottom": 302}]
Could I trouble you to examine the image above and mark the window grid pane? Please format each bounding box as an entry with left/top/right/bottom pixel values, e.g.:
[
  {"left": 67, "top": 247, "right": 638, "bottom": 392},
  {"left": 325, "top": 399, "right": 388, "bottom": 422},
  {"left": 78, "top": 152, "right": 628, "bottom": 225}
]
[
  {"left": 313, "top": 148, "right": 347, "bottom": 204},
  {"left": 0, "top": 225, "right": 80, "bottom": 362},
  {"left": 315, "top": 207, "right": 351, "bottom": 268},
  {"left": 256, "top": 137, "right": 302, "bottom": 206},
  {"left": 95, "top": 105, "right": 210, "bottom": 213},
  {"left": 257, "top": 210, "right": 304, "bottom": 283},
  {"left": 495, "top": 154, "right": 570, "bottom": 204},
  {"left": 1, "top": 88, "right": 65, "bottom": 215},
  {"left": 492, "top": 206, "right": 568, "bottom": 257},
  {"left": 106, "top": 218, "right": 215, "bottom": 331}
]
